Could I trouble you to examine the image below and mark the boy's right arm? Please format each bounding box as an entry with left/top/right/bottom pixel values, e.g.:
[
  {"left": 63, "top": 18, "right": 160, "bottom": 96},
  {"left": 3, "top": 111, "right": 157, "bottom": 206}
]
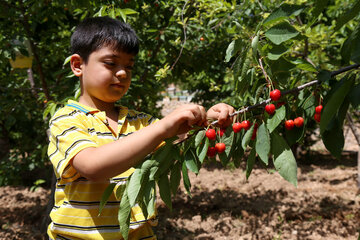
[{"left": 71, "top": 104, "right": 207, "bottom": 181}]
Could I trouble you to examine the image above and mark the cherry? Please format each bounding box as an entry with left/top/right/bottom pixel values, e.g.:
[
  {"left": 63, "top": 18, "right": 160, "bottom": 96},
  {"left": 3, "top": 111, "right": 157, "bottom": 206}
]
[
  {"left": 207, "top": 146, "right": 217, "bottom": 158},
  {"left": 285, "top": 120, "right": 295, "bottom": 130},
  {"left": 205, "top": 129, "right": 216, "bottom": 140},
  {"left": 270, "top": 89, "right": 281, "bottom": 101},
  {"left": 315, "top": 105, "right": 323, "bottom": 114},
  {"left": 294, "top": 117, "right": 304, "bottom": 128},
  {"left": 215, "top": 142, "right": 226, "bottom": 153},
  {"left": 265, "top": 104, "right": 276, "bottom": 115},
  {"left": 314, "top": 113, "right": 321, "bottom": 123},
  {"left": 200, "top": 37, "right": 204, "bottom": 41},
  {"left": 217, "top": 128, "right": 226, "bottom": 137},
  {"left": 232, "top": 122, "right": 242, "bottom": 133},
  {"left": 241, "top": 120, "right": 251, "bottom": 130}
]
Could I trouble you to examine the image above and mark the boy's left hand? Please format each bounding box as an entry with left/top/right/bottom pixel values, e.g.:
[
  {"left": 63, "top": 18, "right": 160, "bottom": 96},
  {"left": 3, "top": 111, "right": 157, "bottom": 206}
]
[{"left": 207, "top": 103, "right": 235, "bottom": 128}]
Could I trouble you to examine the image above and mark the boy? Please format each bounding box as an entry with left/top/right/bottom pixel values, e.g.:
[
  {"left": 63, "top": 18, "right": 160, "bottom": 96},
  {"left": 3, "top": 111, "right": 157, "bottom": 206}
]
[{"left": 47, "top": 16, "right": 234, "bottom": 240}]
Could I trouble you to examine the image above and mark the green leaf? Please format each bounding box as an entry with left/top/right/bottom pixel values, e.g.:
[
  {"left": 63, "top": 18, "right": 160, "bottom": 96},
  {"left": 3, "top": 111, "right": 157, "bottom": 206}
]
[
  {"left": 349, "top": 83, "right": 360, "bottom": 108},
  {"left": 311, "top": 0, "right": 329, "bottom": 20},
  {"left": 321, "top": 118, "right": 344, "bottom": 159},
  {"left": 182, "top": 161, "right": 192, "bottom": 197},
  {"left": 115, "top": 182, "right": 126, "bottom": 199},
  {"left": 158, "top": 174, "right": 172, "bottom": 210},
  {"left": 263, "top": 4, "right": 304, "bottom": 26},
  {"left": 122, "top": 8, "right": 138, "bottom": 15},
  {"left": 246, "top": 147, "right": 256, "bottom": 179},
  {"left": 119, "top": 191, "right": 131, "bottom": 240},
  {"left": 170, "top": 161, "right": 182, "bottom": 196},
  {"left": 63, "top": 55, "right": 71, "bottom": 66},
  {"left": 341, "top": 23, "right": 360, "bottom": 63},
  {"left": 255, "top": 123, "right": 270, "bottom": 165},
  {"left": 320, "top": 75, "right": 355, "bottom": 134},
  {"left": 195, "top": 130, "right": 205, "bottom": 148},
  {"left": 271, "top": 132, "right": 298, "bottom": 187},
  {"left": 267, "top": 44, "right": 288, "bottom": 60},
  {"left": 317, "top": 70, "right": 332, "bottom": 83},
  {"left": 143, "top": 180, "right": 156, "bottom": 218},
  {"left": 157, "top": 146, "right": 179, "bottom": 177},
  {"left": 231, "top": 132, "right": 244, "bottom": 167},
  {"left": 301, "top": 94, "right": 316, "bottom": 119},
  {"left": 242, "top": 124, "right": 255, "bottom": 150},
  {"left": 98, "top": 182, "right": 116, "bottom": 216},
  {"left": 184, "top": 150, "right": 198, "bottom": 174},
  {"left": 265, "top": 22, "right": 300, "bottom": 45},
  {"left": 296, "top": 63, "right": 317, "bottom": 72},
  {"left": 117, "top": 9, "right": 127, "bottom": 22},
  {"left": 267, "top": 105, "right": 286, "bottom": 133},
  {"left": 334, "top": 0, "right": 360, "bottom": 32},
  {"left": 225, "top": 39, "right": 242, "bottom": 62},
  {"left": 127, "top": 169, "right": 143, "bottom": 207},
  {"left": 197, "top": 137, "right": 209, "bottom": 163}
]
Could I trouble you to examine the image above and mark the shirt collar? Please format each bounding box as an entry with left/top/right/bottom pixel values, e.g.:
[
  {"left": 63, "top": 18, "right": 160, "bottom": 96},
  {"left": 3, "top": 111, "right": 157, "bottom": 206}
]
[{"left": 66, "top": 100, "right": 100, "bottom": 114}]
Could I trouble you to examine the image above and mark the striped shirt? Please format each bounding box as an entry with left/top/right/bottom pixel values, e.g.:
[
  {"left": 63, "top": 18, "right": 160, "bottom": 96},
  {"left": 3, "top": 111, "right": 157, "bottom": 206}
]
[{"left": 47, "top": 100, "right": 158, "bottom": 240}]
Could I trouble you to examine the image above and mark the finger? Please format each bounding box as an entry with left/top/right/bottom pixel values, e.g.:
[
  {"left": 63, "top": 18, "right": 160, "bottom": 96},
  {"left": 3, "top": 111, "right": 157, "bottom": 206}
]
[{"left": 218, "top": 107, "right": 230, "bottom": 125}]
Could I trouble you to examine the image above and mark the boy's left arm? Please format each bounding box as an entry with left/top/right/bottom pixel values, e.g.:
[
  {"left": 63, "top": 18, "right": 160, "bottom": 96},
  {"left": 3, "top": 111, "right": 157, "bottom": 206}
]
[{"left": 206, "top": 103, "right": 235, "bottom": 128}]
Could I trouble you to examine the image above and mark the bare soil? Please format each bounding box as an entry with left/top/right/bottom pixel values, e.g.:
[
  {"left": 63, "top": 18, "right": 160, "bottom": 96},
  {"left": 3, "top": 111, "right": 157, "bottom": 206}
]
[{"left": 0, "top": 150, "right": 359, "bottom": 240}]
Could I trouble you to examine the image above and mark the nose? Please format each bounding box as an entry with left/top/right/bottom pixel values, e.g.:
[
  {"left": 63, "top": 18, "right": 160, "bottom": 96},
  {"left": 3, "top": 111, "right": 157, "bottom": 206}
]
[{"left": 115, "top": 67, "right": 127, "bottom": 79}]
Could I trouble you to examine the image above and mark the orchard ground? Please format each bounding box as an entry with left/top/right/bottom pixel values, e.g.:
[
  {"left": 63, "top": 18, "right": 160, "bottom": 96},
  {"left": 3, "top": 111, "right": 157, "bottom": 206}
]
[{"left": 0, "top": 97, "right": 359, "bottom": 240}]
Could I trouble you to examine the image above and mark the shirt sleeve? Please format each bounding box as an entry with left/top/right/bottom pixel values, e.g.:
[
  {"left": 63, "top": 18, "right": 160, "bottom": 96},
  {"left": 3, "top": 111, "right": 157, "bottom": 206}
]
[{"left": 47, "top": 112, "right": 98, "bottom": 182}]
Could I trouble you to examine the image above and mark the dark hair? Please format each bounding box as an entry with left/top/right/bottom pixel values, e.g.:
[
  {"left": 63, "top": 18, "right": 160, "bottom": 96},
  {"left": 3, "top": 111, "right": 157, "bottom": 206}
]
[{"left": 71, "top": 16, "right": 139, "bottom": 62}]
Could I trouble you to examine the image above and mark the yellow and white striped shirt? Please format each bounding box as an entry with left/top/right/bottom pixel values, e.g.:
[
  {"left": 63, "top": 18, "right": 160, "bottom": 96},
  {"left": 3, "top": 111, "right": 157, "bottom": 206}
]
[{"left": 47, "top": 100, "right": 158, "bottom": 240}]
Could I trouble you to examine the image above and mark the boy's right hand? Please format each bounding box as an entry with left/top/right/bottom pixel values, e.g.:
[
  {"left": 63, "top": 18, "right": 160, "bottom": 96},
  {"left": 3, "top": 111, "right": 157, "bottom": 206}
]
[{"left": 158, "top": 104, "right": 207, "bottom": 139}]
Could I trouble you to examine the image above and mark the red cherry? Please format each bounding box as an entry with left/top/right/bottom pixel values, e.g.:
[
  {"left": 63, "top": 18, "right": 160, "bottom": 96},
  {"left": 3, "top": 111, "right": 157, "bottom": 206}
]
[
  {"left": 270, "top": 89, "right": 281, "bottom": 101},
  {"left": 232, "top": 122, "right": 242, "bottom": 133},
  {"left": 314, "top": 113, "right": 321, "bottom": 123},
  {"left": 265, "top": 104, "right": 276, "bottom": 115},
  {"left": 205, "top": 129, "right": 216, "bottom": 140},
  {"left": 241, "top": 120, "right": 251, "bottom": 130},
  {"left": 217, "top": 128, "right": 226, "bottom": 137},
  {"left": 294, "top": 117, "right": 304, "bottom": 127},
  {"left": 207, "top": 146, "right": 217, "bottom": 157},
  {"left": 200, "top": 37, "right": 204, "bottom": 41},
  {"left": 285, "top": 120, "right": 295, "bottom": 130},
  {"left": 215, "top": 142, "right": 226, "bottom": 153},
  {"left": 315, "top": 105, "right": 323, "bottom": 114}
]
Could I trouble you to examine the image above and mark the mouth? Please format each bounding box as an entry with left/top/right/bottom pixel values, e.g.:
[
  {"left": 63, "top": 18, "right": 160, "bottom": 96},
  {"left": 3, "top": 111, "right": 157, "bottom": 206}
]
[{"left": 111, "top": 84, "right": 124, "bottom": 89}]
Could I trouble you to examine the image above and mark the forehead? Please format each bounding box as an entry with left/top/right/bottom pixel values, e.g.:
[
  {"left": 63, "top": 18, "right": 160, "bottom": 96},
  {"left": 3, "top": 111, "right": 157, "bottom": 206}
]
[{"left": 91, "top": 46, "right": 135, "bottom": 62}]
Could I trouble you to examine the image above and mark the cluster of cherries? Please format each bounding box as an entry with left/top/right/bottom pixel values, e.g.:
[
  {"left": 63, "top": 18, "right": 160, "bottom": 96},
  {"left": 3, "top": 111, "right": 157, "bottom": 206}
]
[
  {"left": 205, "top": 128, "right": 225, "bottom": 157},
  {"left": 205, "top": 89, "right": 324, "bottom": 157}
]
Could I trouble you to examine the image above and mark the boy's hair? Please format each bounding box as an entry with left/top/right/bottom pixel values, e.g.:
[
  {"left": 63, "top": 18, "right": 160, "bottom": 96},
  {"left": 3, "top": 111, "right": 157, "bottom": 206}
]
[{"left": 71, "top": 16, "right": 139, "bottom": 62}]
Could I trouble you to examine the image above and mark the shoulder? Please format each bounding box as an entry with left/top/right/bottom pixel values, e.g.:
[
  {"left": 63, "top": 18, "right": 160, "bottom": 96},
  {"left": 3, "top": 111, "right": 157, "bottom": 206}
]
[{"left": 49, "top": 105, "right": 87, "bottom": 129}]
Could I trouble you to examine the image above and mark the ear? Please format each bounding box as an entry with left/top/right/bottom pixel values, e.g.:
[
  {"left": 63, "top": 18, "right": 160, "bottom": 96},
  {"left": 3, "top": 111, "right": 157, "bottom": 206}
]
[{"left": 70, "top": 54, "right": 84, "bottom": 77}]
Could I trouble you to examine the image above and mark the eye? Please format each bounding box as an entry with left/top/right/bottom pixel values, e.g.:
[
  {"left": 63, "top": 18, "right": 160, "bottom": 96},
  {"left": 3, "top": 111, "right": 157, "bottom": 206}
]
[
  {"left": 104, "top": 61, "right": 116, "bottom": 66},
  {"left": 126, "top": 66, "right": 134, "bottom": 71}
]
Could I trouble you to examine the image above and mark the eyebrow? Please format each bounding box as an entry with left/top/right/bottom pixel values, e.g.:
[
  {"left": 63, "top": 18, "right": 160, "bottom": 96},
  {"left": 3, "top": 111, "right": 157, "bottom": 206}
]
[{"left": 102, "top": 54, "right": 135, "bottom": 62}]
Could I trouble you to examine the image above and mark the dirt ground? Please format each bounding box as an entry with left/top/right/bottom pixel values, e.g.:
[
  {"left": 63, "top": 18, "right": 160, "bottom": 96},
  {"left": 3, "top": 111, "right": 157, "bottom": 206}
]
[{"left": 0, "top": 149, "right": 359, "bottom": 240}]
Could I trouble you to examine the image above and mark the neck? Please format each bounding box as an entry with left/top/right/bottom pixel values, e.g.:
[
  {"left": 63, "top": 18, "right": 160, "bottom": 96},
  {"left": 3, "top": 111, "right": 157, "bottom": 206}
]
[{"left": 79, "top": 95, "right": 117, "bottom": 114}]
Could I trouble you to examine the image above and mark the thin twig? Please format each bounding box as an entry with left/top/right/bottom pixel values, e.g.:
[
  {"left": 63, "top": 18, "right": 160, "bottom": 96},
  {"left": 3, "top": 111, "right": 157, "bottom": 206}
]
[{"left": 170, "top": 0, "right": 189, "bottom": 70}]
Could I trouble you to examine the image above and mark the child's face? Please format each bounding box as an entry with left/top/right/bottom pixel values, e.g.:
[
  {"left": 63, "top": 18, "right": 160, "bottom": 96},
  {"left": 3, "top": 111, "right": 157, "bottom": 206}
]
[{"left": 79, "top": 46, "right": 135, "bottom": 104}]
